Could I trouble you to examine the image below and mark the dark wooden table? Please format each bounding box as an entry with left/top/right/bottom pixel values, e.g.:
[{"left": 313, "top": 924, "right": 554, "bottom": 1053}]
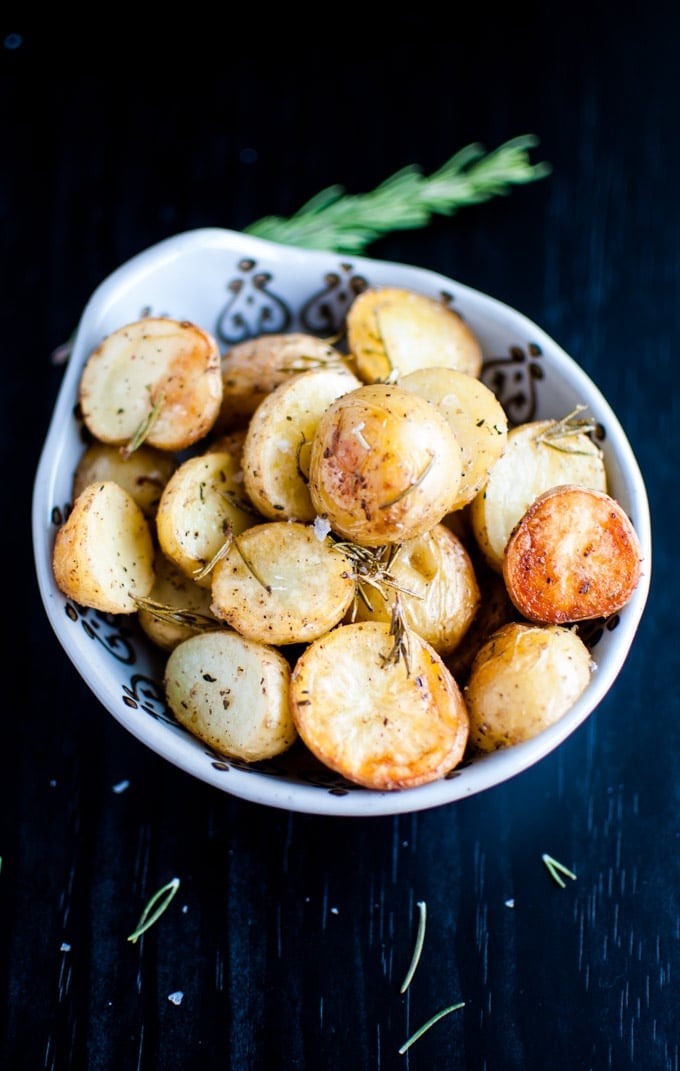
[{"left": 3, "top": 11, "right": 677, "bottom": 1069}]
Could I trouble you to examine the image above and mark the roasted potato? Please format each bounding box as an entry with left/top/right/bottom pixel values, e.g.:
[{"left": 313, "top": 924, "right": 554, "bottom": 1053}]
[
  {"left": 155, "top": 451, "right": 256, "bottom": 589},
  {"left": 351, "top": 523, "right": 481, "bottom": 656},
  {"left": 470, "top": 416, "right": 607, "bottom": 571},
  {"left": 52, "top": 480, "right": 155, "bottom": 613},
  {"left": 399, "top": 366, "right": 508, "bottom": 509},
  {"left": 78, "top": 317, "right": 222, "bottom": 452},
  {"left": 347, "top": 286, "right": 483, "bottom": 382},
  {"left": 242, "top": 366, "right": 362, "bottom": 522},
  {"left": 465, "top": 621, "right": 593, "bottom": 752},
  {"left": 210, "top": 521, "right": 356, "bottom": 645},
  {"left": 503, "top": 484, "right": 643, "bottom": 623},
  {"left": 164, "top": 630, "right": 297, "bottom": 762},
  {"left": 215, "top": 332, "right": 354, "bottom": 431},
  {"left": 72, "top": 441, "right": 177, "bottom": 520},
  {"left": 289, "top": 621, "right": 469, "bottom": 790},
  {"left": 308, "top": 382, "right": 463, "bottom": 546}
]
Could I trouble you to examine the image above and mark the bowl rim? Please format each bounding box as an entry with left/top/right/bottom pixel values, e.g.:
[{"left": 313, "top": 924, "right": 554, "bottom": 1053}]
[{"left": 32, "top": 227, "right": 652, "bottom": 816}]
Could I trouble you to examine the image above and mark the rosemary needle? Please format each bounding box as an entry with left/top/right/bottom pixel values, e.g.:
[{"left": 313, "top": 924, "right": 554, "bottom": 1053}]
[
  {"left": 542, "top": 853, "right": 577, "bottom": 888},
  {"left": 127, "top": 877, "right": 181, "bottom": 943},
  {"left": 400, "top": 900, "right": 427, "bottom": 994},
  {"left": 398, "top": 1002, "right": 465, "bottom": 1054}
]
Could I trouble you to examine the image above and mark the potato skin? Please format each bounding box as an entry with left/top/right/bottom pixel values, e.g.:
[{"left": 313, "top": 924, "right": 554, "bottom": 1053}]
[{"left": 464, "top": 621, "right": 593, "bottom": 752}]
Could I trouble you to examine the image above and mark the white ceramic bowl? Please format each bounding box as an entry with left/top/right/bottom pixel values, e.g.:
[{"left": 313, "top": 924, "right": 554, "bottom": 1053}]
[{"left": 32, "top": 228, "right": 652, "bottom": 816}]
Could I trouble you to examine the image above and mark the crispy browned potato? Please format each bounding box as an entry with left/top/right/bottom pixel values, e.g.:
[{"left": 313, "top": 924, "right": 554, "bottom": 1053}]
[
  {"left": 72, "top": 441, "right": 177, "bottom": 519},
  {"left": 351, "top": 523, "right": 481, "bottom": 656},
  {"left": 215, "top": 332, "right": 354, "bottom": 431},
  {"left": 242, "top": 366, "right": 362, "bottom": 522},
  {"left": 137, "top": 548, "right": 220, "bottom": 651},
  {"left": 399, "top": 367, "right": 508, "bottom": 509},
  {"left": 465, "top": 621, "right": 593, "bottom": 751},
  {"left": 470, "top": 417, "right": 607, "bottom": 571},
  {"left": 78, "top": 317, "right": 222, "bottom": 451},
  {"left": 346, "top": 286, "right": 483, "bottom": 382},
  {"left": 308, "top": 382, "right": 462, "bottom": 546},
  {"left": 289, "top": 621, "right": 469, "bottom": 790},
  {"left": 164, "top": 630, "right": 297, "bottom": 762},
  {"left": 210, "top": 521, "right": 356, "bottom": 644},
  {"left": 503, "top": 484, "right": 643, "bottom": 623},
  {"left": 52, "top": 480, "right": 155, "bottom": 613}
]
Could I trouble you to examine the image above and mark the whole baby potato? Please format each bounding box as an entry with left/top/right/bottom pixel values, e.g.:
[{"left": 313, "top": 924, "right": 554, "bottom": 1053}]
[{"left": 308, "top": 382, "right": 463, "bottom": 546}]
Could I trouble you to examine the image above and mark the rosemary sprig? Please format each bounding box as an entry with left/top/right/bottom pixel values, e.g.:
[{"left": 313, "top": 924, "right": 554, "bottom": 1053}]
[
  {"left": 127, "top": 877, "right": 180, "bottom": 943},
  {"left": 535, "top": 404, "right": 602, "bottom": 455},
  {"left": 245, "top": 135, "right": 551, "bottom": 253},
  {"left": 133, "top": 595, "right": 223, "bottom": 633},
  {"left": 400, "top": 900, "right": 427, "bottom": 994},
  {"left": 121, "top": 391, "right": 165, "bottom": 459},
  {"left": 398, "top": 1002, "right": 466, "bottom": 1054},
  {"left": 542, "top": 853, "right": 577, "bottom": 888}
]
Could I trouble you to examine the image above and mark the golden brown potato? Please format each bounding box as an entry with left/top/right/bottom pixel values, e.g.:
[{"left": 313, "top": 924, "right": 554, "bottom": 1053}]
[
  {"left": 308, "top": 382, "right": 463, "bottom": 546},
  {"left": 289, "top": 621, "right": 469, "bottom": 790},
  {"left": 399, "top": 366, "right": 508, "bottom": 509},
  {"left": 469, "top": 417, "right": 607, "bottom": 571},
  {"left": 78, "top": 317, "right": 222, "bottom": 452},
  {"left": 137, "top": 549, "right": 220, "bottom": 651},
  {"left": 465, "top": 621, "right": 593, "bottom": 752},
  {"left": 215, "top": 332, "right": 354, "bottom": 431},
  {"left": 210, "top": 521, "right": 356, "bottom": 645},
  {"left": 351, "top": 523, "right": 480, "bottom": 656},
  {"left": 346, "top": 286, "right": 483, "bottom": 382},
  {"left": 164, "top": 630, "right": 298, "bottom": 762},
  {"left": 72, "top": 441, "right": 177, "bottom": 519},
  {"left": 503, "top": 484, "right": 643, "bottom": 623},
  {"left": 242, "top": 366, "right": 362, "bottom": 522},
  {"left": 52, "top": 480, "right": 155, "bottom": 613}
]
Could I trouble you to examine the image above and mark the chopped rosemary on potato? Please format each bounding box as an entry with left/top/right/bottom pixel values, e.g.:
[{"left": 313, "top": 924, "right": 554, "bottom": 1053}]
[
  {"left": 536, "top": 404, "right": 602, "bottom": 455},
  {"left": 127, "top": 877, "right": 180, "bottom": 943},
  {"left": 133, "top": 596, "right": 222, "bottom": 632},
  {"left": 121, "top": 391, "right": 165, "bottom": 458},
  {"left": 400, "top": 900, "right": 427, "bottom": 994}
]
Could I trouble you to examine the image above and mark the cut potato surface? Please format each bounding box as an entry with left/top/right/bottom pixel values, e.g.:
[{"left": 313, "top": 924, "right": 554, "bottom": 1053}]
[
  {"left": 470, "top": 418, "right": 607, "bottom": 571},
  {"left": 216, "top": 332, "right": 354, "bottom": 431},
  {"left": 465, "top": 621, "right": 593, "bottom": 752},
  {"left": 72, "top": 441, "right": 177, "bottom": 519},
  {"left": 79, "top": 317, "right": 222, "bottom": 451},
  {"left": 164, "top": 630, "right": 297, "bottom": 762},
  {"left": 399, "top": 367, "right": 508, "bottom": 510},
  {"left": 503, "top": 484, "right": 643, "bottom": 623},
  {"left": 137, "top": 548, "right": 220, "bottom": 651},
  {"left": 308, "top": 382, "right": 463, "bottom": 546},
  {"left": 352, "top": 523, "right": 481, "bottom": 656},
  {"left": 290, "top": 621, "right": 469, "bottom": 790},
  {"left": 156, "top": 451, "right": 256, "bottom": 589},
  {"left": 210, "top": 521, "right": 356, "bottom": 644},
  {"left": 242, "top": 366, "right": 362, "bottom": 522},
  {"left": 52, "top": 480, "right": 155, "bottom": 613},
  {"left": 347, "top": 286, "right": 483, "bottom": 381}
]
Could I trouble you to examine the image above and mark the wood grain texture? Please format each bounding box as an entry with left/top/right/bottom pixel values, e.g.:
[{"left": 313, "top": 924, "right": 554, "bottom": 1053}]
[{"left": 2, "top": 7, "right": 678, "bottom": 1069}]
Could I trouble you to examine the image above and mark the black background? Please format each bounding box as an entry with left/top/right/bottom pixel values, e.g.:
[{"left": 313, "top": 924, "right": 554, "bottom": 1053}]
[{"left": 2, "top": 10, "right": 678, "bottom": 1070}]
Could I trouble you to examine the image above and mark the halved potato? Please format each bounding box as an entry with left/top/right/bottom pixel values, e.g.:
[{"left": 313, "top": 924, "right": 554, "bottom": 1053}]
[
  {"left": 210, "top": 521, "right": 356, "bottom": 645},
  {"left": 469, "top": 417, "right": 607, "bottom": 571},
  {"left": 137, "top": 548, "right": 220, "bottom": 651},
  {"left": 156, "top": 452, "right": 257, "bottom": 589},
  {"left": 52, "top": 480, "right": 155, "bottom": 613},
  {"left": 308, "top": 382, "right": 463, "bottom": 546},
  {"left": 242, "top": 366, "right": 362, "bottom": 522},
  {"left": 215, "top": 332, "right": 354, "bottom": 431},
  {"left": 290, "top": 621, "right": 470, "bottom": 790},
  {"left": 399, "top": 367, "right": 508, "bottom": 509},
  {"left": 465, "top": 621, "right": 593, "bottom": 752},
  {"left": 164, "top": 630, "right": 297, "bottom": 762},
  {"left": 346, "top": 286, "right": 483, "bottom": 382},
  {"left": 352, "top": 523, "right": 481, "bottom": 656},
  {"left": 72, "top": 441, "right": 177, "bottom": 519},
  {"left": 78, "top": 317, "right": 222, "bottom": 452},
  {"left": 503, "top": 484, "right": 643, "bottom": 623}
]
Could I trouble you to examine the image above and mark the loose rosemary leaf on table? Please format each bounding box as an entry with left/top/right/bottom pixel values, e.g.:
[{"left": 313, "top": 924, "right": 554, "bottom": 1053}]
[{"left": 244, "top": 134, "right": 551, "bottom": 253}]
